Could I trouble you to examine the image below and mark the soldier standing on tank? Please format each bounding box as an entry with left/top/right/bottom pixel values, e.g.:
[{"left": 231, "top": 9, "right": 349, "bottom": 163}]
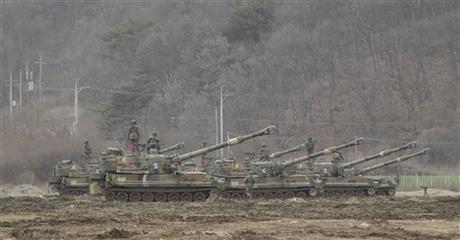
[
  {"left": 305, "top": 137, "right": 315, "bottom": 154},
  {"left": 127, "top": 120, "right": 140, "bottom": 152},
  {"left": 258, "top": 143, "right": 270, "bottom": 161},
  {"left": 244, "top": 171, "right": 256, "bottom": 199},
  {"left": 84, "top": 139, "right": 92, "bottom": 160},
  {"left": 146, "top": 132, "right": 160, "bottom": 153}
]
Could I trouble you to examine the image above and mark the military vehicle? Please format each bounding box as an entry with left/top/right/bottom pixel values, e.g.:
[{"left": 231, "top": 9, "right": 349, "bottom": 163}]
[
  {"left": 216, "top": 138, "right": 364, "bottom": 200},
  {"left": 316, "top": 143, "right": 430, "bottom": 196},
  {"left": 89, "top": 142, "right": 185, "bottom": 195},
  {"left": 48, "top": 160, "right": 97, "bottom": 195},
  {"left": 313, "top": 141, "right": 416, "bottom": 178},
  {"left": 212, "top": 141, "right": 309, "bottom": 177},
  {"left": 103, "top": 126, "right": 277, "bottom": 202}
]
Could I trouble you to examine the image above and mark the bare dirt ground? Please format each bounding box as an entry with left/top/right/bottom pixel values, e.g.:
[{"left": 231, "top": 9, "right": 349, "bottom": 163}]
[{"left": 0, "top": 192, "right": 460, "bottom": 240}]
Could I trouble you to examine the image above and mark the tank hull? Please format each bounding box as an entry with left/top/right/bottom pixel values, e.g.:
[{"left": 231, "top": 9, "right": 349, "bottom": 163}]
[
  {"left": 218, "top": 174, "right": 321, "bottom": 200},
  {"left": 103, "top": 172, "right": 216, "bottom": 202},
  {"left": 321, "top": 176, "right": 397, "bottom": 196},
  {"left": 48, "top": 176, "right": 90, "bottom": 195}
]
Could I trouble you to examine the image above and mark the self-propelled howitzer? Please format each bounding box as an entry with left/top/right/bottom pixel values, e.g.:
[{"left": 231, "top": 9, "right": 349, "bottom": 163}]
[
  {"left": 103, "top": 126, "right": 276, "bottom": 202},
  {"left": 216, "top": 138, "right": 365, "bottom": 200},
  {"left": 316, "top": 141, "right": 417, "bottom": 178},
  {"left": 211, "top": 140, "right": 309, "bottom": 177},
  {"left": 252, "top": 137, "right": 365, "bottom": 176},
  {"left": 321, "top": 148, "right": 430, "bottom": 196},
  {"left": 89, "top": 142, "right": 185, "bottom": 195}
]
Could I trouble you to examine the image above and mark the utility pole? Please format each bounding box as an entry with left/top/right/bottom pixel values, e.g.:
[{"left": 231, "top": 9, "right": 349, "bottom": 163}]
[
  {"left": 215, "top": 106, "right": 219, "bottom": 158},
  {"left": 34, "top": 52, "right": 46, "bottom": 100},
  {"left": 73, "top": 77, "right": 89, "bottom": 136},
  {"left": 19, "top": 70, "right": 22, "bottom": 109},
  {"left": 9, "top": 71, "right": 12, "bottom": 118},
  {"left": 220, "top": 85, "right": 224, "bottom": 160}
]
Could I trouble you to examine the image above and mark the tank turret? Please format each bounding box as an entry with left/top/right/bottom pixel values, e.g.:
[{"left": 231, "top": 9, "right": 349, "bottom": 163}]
[
  {"left": 341, "top": 141, "right": 416, "bottom": 169},
  {"left": 352, "top": 148, "right": 430, "bottom": 175},
  {"left": 317, "top": 141, "right": 417, "bottom": 177},
  {"left": 251, "top": 138, "right": 364, "bottom": 176}
]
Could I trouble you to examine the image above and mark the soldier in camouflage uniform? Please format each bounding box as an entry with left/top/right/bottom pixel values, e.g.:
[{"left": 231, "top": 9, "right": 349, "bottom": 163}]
[
  {"left": 127, "top": 120, "right": 140, "bottom": 152},
  {"left": 146, "top": 132, "right": 160, "bottom": 153},
  {"left": 84, "top": 139, "right": 92, "bottom": 160},
  {"left": 244, "top": 171, "right": 256, "bottom": 199},
  {"left": 258, "top": 143, "right": 270, "bottom": 161}
]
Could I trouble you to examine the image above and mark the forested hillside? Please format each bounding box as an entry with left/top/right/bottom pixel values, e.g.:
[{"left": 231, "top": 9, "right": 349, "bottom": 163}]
[{"left": 1, "top": 1, "right": 459, "bottom": 183}]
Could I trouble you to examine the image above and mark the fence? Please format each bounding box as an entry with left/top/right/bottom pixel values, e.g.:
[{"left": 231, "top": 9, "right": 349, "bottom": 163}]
[{"left": 375, "top": 175, "right": 460, "bottom": 191}]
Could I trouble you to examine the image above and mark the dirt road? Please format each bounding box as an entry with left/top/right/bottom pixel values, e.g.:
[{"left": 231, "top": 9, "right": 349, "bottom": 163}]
[{"left": 0, "top": 195, "right": 459, "bottom": 239}]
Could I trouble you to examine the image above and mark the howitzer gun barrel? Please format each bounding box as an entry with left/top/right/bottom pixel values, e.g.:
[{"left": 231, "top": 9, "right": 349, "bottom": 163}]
[
  {"left": 268, "top": 143, "right": 306, "bottom": 159},
  {"left": 358, "top": 148, "right": 430, "bottom": 174},
  {"left": 158, "top": 142, "right": 185, "bottom": 154},
  {"left": 175, "top": 126, "right": 277, "bottom": 162},
  {"left": 342, "top": 141, "right": 416, "bottom": 168},
  {"left": 280, "top": 137, "right": 364, "bottom": 168}
]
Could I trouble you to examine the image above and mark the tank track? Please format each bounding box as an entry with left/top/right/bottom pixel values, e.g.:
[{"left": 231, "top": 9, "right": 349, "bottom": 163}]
[
  {"left": 321, "top": 186, "right": 396, "bottom": 197},
  {"left": 103, "top": 186, "right": 215, "bottom": 202},
  {"left": 219, "top": 187, "right": 320, "bottom": 200},
  {"left": 49, "top": 183, "right": 89, "bottom": 195},
  {"left": 219, "top": 186, "right": 396, "bottom": 200}
]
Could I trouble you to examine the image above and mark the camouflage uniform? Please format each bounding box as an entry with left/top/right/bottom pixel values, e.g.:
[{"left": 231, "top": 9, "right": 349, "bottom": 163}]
[
  {"left": 127, "top": 120, "right": 140, "bottom": 152},
  {"left": 258, "top": 143, "right": 270, "bottom": 161},
  {"left": 84, "top": 140, "right": 92, "bottom": 160},
  {"left": 244, "top": 172, "right": 256, "bottom": 198},
  {"left": 146, "top": 133, "right": 160, "bottom": 153}
]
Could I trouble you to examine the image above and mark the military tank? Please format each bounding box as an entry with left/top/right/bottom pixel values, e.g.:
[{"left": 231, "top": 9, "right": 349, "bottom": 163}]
[
  {"left": 212, "top": 140, "right": 309, "bottom": 177},
  {"left": 216, "top": 138, "right": 364, "bottom": 200},
  {"left": 89, "top": 142, "right": 185, "bottom": 195},
  {"left": 103, "top": 126, "right": 277, "bottom": 202},
  {"left": 315, "top": 143, "right": 429, "bottom": 196}
]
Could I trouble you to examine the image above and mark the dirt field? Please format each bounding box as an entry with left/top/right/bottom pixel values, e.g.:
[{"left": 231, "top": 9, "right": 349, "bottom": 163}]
[{"left": 0, "top": 193, "right": 460, "bottom": 240}]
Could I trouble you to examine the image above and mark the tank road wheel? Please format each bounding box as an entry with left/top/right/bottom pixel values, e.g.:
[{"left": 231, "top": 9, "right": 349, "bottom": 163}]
[
  {"left": 308, "top": 188, "right": 319, "bottom": 197},
  {"left": 253, "top": 192, "right": 264, "bottom": 199},
  {"left": 367, "top": 187, "right": 376, "bottom": 196},
  {"left": 155, "top": 192, "right": 167, "bottom": 202},
  {"left": 194, "top": 192, "right": 207, "bottom": 202},
  {"left": 142, "top": 192, "right": 154, "bottom": 202},
  {"left": 263, "top": 192, "right": 274, "bottom": 200},
  {"left": 285, "top": 192, "right": 295, "bottom": 199},
  {"left": 116, "top": 192, "right": 129, "bottom": 202},
  {"left": 104, "top": 190, "right": 116, "bottom": 201},
  {"left": 274, "top": 192, "right": 285, "bottom": 200},
  {"left": 295, "top": 192, "right": 307, "bottom": 199},
  {"left": 129, "top": 192, "right": 141, "bottom": 202},
  {"left": 387, "top": 188, "right": 396, "bottom": 196},
  {"left": 180, "top": 192, "right": 193, "bottom": 202},
  {"left": 168, "top": 193, "right": 180, "bottom": 202},
  {"left": 231, "top": 193, "right": 242, "bottom": 201},
  {"left": 70, "top": 191, "right": 79, "bottom": 196},
  {"left": 220, "top": 192, "right": 231, "bottom": 199}
]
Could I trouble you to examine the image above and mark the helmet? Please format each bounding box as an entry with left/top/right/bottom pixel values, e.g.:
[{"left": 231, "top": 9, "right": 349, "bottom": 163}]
[
  {"left": 152, "top": 132, "right": 157, "bottom": 135},
  {"left": 84, "top": 139, "right": 89, "bottom": 143},
  {"left": 307, "top": 137, "right": 312, "bottom": 142},
  {"left": 261, "top": 143, "right": 267, "bottom": 147},
  {"left": 130, "top": 119, "right": 137, "bottom": 125}
]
